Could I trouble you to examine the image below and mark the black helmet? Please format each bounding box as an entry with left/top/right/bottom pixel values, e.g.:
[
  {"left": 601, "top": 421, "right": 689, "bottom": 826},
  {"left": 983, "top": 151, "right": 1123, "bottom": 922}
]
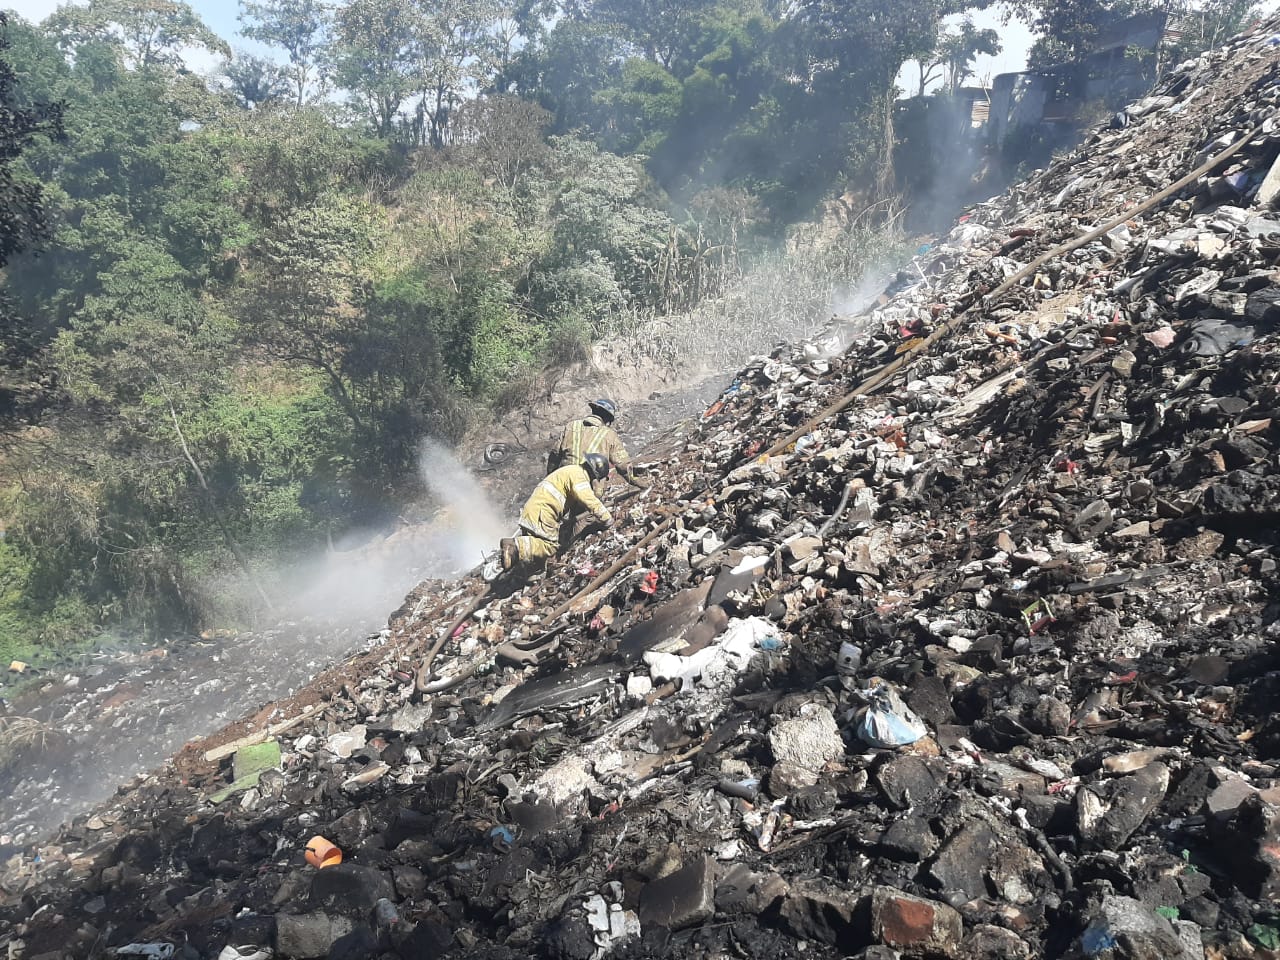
[
  {"left": 588, "top": 398, "right": 618, "bottom": 422},
  {"left": 583, "top": 453, "right": 610, "bottom": 481}
]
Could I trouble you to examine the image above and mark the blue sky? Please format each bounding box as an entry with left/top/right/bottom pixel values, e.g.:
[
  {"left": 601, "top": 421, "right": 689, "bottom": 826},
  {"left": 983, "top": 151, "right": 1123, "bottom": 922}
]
[{"left": 6, "top": 0, "right": 1040, "bottom": 90}]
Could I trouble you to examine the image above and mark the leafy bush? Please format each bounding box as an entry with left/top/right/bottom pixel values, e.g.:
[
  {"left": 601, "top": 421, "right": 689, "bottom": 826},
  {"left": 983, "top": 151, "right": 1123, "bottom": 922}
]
[{"left": 0, "top": 537, "right": 38, "bottom": 664}]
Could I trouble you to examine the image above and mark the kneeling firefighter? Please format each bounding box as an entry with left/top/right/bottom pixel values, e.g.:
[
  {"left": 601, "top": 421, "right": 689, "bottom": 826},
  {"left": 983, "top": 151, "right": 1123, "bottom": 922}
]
[{"left": 500, "top": 453, "right": 612, "bottom": 571}]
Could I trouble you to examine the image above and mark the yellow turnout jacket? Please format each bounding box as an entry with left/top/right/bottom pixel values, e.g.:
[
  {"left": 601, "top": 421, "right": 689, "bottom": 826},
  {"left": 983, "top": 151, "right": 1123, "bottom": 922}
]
[
  {"left": 547, "top": 415, "right": 639, "bottom": 484},
  {"left": 519, "top": 464, "right": 612, "bottom": 540}
]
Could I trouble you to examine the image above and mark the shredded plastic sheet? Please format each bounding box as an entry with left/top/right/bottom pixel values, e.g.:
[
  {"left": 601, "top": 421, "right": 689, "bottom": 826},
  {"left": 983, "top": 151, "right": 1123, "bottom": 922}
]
[{"left": 644, "top": 616, "right": 775, "bottom": 688}]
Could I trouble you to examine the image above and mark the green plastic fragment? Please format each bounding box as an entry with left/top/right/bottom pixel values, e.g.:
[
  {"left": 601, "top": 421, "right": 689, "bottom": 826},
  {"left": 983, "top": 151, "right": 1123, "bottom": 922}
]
[
  {"left": 233, "top": 740, "right": 283, "bottom": 782},
  {"left": 1248, "top": 923, "right": 1280, "bottom": 950},
  {"left": 1155, "top": 906, "right": 1179, "bottom": 920},
  {"left": 210, "top": 740, "right": 282, "bottom": 804}
]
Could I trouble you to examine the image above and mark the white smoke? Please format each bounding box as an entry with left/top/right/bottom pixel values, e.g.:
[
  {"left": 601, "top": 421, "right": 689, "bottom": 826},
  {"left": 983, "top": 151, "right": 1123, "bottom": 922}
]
[
  {"left": 416, "top": 438, "right": 509, "bottom": 571},
  {"left": 809, "top": 258, "right": 903, "bottom": 358},
  {"left": 217, "top": 439, "right": 509, "bottom": 632},
  {"left": 831, "top": 258, "right": 899, "bottom": 317}
]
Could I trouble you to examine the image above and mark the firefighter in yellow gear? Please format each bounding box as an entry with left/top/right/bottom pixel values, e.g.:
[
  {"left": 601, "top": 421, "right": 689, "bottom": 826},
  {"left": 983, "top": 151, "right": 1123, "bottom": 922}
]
[
  {"left": 546, "top": 398, "right": 648, "bottom": 489},
  {"left": 501, "top": 454, "right": 613, "bottom": 570}
]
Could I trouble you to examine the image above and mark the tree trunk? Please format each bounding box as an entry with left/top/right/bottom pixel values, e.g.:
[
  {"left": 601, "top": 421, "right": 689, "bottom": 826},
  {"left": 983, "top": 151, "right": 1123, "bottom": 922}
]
[
  {"left": 877, "top": 88, "right": 896, "bottom": 198},
  {"left": 316, "top": 358, "right": 366, "bottom": 431}
]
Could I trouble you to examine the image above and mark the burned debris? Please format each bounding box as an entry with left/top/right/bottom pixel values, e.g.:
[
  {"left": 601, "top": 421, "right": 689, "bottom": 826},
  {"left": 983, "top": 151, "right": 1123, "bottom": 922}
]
[{"left": 7, "top": 17, "right": 1280, "bottom": 960}]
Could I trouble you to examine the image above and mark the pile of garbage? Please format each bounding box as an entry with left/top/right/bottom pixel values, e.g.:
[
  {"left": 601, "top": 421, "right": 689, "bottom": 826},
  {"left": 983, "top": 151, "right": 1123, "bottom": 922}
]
[{"left": 6, "top": 20, "right": 1280, "bottom": 960}]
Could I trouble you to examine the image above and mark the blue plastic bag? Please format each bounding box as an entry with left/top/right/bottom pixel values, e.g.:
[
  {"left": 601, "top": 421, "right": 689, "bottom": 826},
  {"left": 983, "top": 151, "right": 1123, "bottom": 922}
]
[{"left": 858, "top": 682, "right": 927, "bottom": 748}]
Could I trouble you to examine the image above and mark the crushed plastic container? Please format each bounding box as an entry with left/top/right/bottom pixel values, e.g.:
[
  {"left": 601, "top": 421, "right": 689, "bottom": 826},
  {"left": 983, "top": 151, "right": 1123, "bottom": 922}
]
[{"left": 836, "top": 642, "right": 862, "bottom": 676}]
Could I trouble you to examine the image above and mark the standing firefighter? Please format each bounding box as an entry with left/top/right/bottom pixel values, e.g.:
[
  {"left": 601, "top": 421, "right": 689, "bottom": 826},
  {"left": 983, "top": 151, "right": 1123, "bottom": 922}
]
[
  {"left": 500, "top": 454, "right": 613, "bottom": 571},
  {"left": 547, "top": 398, "right": 648, "bottom": 489}
]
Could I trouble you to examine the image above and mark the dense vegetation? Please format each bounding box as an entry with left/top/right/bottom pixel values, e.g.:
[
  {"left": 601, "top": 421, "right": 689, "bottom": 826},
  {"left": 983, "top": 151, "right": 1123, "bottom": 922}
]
[{"left": 0, "top": 0, "right": 1260, "bottom": 662}]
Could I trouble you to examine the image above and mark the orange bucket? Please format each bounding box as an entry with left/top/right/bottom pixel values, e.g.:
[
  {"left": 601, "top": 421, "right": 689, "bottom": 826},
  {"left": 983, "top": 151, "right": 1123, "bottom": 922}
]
[{"left": 305, "top": 835, "right": 342, "bottom": 869}]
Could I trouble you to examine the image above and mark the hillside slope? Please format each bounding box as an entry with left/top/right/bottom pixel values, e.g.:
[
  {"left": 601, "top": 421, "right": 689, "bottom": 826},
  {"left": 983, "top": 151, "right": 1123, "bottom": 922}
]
[{"left": 6, "top": 20, "right": 1280, "bottom": 960}]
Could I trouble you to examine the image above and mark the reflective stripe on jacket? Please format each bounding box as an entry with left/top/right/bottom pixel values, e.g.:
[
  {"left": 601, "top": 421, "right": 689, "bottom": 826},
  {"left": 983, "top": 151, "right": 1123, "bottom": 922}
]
[{"left": 548, "top": 416, "right": 635, "bottom": 479}]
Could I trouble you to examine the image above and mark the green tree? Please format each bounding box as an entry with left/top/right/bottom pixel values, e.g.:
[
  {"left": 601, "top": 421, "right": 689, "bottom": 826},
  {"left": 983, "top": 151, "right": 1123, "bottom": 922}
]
[
  {"left": 482, "top": 1, "right": 553, "bottom": 92},
  {"left": 1163, "top": 0, "right": 1260, "bottom": 63},
  {"left": 238, "top": 0, "right": 331, "bottom": 105},
  {"left": 0, "top": 14, "right": 62, "bottom": 299},
  {"left": 593, "top": 57, "right": 682, "bottom": 155},
  {"left": 529, "top": 136, "right": 677, "bottom": 322},
  {"left": 349, "top": 273, "right": 468, "bottom": 452},
  {"left": 783, "top": 0, "right": 972, "bottom": 193},
  {"left": 646, "top": 6, "right": 778, "bottom": 194},
  {"left": 373, "top": 165, "right": 534, "bottom": 396},
  {"left": 7, "top": 28, "right": 245, "bottom": 334},
  {"left": 411, "top": 0, "right": 505, "bottom": 147},
  {"left": 242, "top": 191, "right": 375, "bottom": 431},
  {"left": 589, "top": 0, "right": 722, "bottom": 74},
  {"left": 0, "top": 12, "right": 64, "bottom": 406},
  {"left": 226, "top": 105, "right": 392, "bottom": 221},
  {"left": 517, "top": 1, "right": 785, "bottom": 205},
  {"left": 504, "top": 17, "right": 625, "bottom": 130},
  {"left": 332, "top": 0, "right": 421, "bottom": 135},
  {"left": 36, "top": 235, "right": 260, "bottom": 625},
  {"left": 937, "top": 17, "right": 1000, "bottom": 93},
  {"left": 1013, "top": 0, "right": 1147, "bottom": 67},
  {"left": 223, "top": 51, "right": 291, "bottom": 109},
  {"left": 44, "top": 0, "right": 230, "bottom": 71}
]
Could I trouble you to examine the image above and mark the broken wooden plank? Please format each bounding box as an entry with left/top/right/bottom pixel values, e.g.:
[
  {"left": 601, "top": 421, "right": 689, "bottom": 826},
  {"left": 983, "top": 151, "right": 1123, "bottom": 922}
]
[{"left": 203, "top": 703, "right": 322, "bottom": 763}]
